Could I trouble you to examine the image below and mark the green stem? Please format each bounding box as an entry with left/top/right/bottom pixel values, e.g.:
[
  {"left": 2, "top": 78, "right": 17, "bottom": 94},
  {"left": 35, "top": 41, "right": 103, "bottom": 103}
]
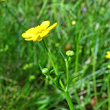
[
  {"left": 64, "top": 91, "right": 75, "bottom": 110},
  {"left": 42, "top": 39, "right": 64, "bottom": 89},
  {"left": 107, "top": 74, "right": 110, "bottom": 110},
  {"left": 75, "top": 28, "right": 82, "bottom": 74},
  {"left": 75, "top": 40, "right": 79, "bottom": 74},
  {"left": 48, "top": 75, "right": 56, "bottom": 85},
  {"left": 65, "top": 59, "right": 69, "bottom": 91},
  {"left": 42, "top": 39, "right": 58, "bottom": 75}
]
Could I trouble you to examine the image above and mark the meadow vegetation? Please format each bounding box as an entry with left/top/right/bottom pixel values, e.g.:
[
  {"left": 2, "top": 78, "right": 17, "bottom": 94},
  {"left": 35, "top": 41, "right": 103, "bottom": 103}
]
[{"left": 0, "top": 0, "right": 110, "bottom": 109}]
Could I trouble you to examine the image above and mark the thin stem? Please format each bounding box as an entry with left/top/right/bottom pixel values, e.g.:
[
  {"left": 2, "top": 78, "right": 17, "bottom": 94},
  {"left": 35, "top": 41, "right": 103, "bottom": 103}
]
[
  {"left": 65, "top": 59, "right": 69, "bottom": 91},
  {"left": 48, "top": 75, "right": 56, "bottom": 85},
  {"left": 75, "top": 29, "right": 82, "bottom": 74},
  {"left": 75, "top": 39, "right": 79, "bottom": 73},
  {"left": 42, "top": 39, "right": 58, "bottom": 75},
  {"left": 64, "top": 91, "right": 75, "bottom": 110},
  {"left": 42, "top": 39, "right": 64, "bottom": 88},
  {"left": 107, "top": 74, "right": 110, "bottom": 110}
]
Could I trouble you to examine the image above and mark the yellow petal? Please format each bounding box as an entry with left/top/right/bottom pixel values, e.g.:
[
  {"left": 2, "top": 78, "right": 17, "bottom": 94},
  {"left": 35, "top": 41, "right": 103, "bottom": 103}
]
[
  {"left": 34, "top": 26, "right": 43, "bottom": 33},
  {"left": 22, "top": 33, "right": 33, "bottom": 38},
  {"left": 22, "top": 21, "right": 57, "bottom": 42},
  {"left": 40, "top": 30, "right": 49, "bottom": 38},
  {"left": 26, "top": 28, "right": 34, "bottom": 32},
  {"left": 26, "top": 27, "right": 38, "bottom": 34},
  {"left": 28, "top": 34, "right": 43, "bottom": 42},
  {"left": 25, "top": 38, "right": 33, "bottom": 41},
  {"left": 107, "top": 51, "right": 110, "bottom": 55},
  {"left": 40, "top": 21, "right": 50, "bottom": 30},
  {"left": 47, "top": 22, "right": 57, "bottom": 31},
  {"left": 106, "top": 55, "right": 110, "bottom": 59}
]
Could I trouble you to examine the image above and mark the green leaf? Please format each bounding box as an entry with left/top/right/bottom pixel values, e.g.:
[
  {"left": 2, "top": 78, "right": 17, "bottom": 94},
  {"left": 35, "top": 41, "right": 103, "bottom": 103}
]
[{"left": 56, "top": 72, "right": 64, "bottom": 92}]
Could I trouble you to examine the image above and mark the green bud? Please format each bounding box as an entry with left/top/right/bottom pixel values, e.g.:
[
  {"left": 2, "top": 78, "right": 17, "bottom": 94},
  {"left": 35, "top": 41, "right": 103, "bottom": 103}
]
[
  {"left": 42, "top": 68, "right": 49, "bottom": 74},
  {"left": 66, "top": 50, "right": 74, "bottom": 57}
]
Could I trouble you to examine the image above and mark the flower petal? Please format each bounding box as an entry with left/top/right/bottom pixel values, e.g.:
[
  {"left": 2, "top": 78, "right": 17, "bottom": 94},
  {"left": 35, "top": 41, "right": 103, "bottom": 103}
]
[
  {"left": 47, "top": 22, "right": 57, "bottom": 31},
  {"left": 40, "top": 30, "right": 49, "bottom": 38},
  {"left": 106, "top": 55, "right": 110, "bottom": 59},
  {"left": 107, "top": 51, "right": 110, "bottom": 55},
  {"left": 22, "top": 33, "right": 33, "bottom": 38},
  {"left": 22, "top": 21, "right": 57, "bottom": 42},
  {"left": 25, "top": 38, "right": 33, "bottom": 41},
  {"left": 40, "top": 21, "right": 50, "bottom": 30}
]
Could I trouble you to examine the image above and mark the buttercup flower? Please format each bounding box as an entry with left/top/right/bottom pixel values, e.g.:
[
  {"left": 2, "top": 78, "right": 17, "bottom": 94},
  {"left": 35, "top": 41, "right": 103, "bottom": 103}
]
[
  {"left": 106, "top": 51, "right": 110, "bottom": 59},
  {"left": 22, "top": 21, "right": 57, "bottom": 42},
  {"left": 72, "top": 20, "right": 76, "bottom": 25},
  {"left": 108, "top": 65, "right": 110, "bottom": 68}
]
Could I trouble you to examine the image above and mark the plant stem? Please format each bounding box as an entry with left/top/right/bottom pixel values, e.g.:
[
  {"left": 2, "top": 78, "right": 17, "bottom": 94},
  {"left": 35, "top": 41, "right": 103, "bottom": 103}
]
[
  {"left": 42, "top": 39, "right": 64, "bottom": 88},
  {"left": 42, "top": 39, "right": 75, "bottom": 110},
  {"left": 107, "top": 74, "right": 110, "bottom": 110},
  {"left": 64, "top": 91, "right": 75, "bottom": 110},
  {"left": 65, "top": 59, "right": 69, "bottom": 91},
  {"left": 42, "top": 39, "right": 58, "bottom": 75},
  {"left": 75, "top": 38, "right": 79, "bottom": 74}
]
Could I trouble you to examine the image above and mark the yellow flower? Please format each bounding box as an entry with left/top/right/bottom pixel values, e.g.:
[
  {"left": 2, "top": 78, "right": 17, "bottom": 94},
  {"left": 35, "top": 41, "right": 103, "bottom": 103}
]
[
  {"left": 108, "top": 65, "right": 110, "bottom": 68},
  {"left": 106, "top": 51, "right": 110, "bottom": 59},
  {"left": 72, "top": 20, "right": 76, "bottom": 25},
  {"left": 22, "top": 21, "right": 57, "bottom": 42}
]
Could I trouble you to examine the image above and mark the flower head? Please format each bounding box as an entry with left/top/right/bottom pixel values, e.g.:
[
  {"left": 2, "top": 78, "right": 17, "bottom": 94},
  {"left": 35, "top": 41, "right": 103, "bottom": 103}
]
[
  {"left": 72, "top": 20, "right": 76, "bottom": 25},
  {"left": 22, "top": 21, "right": 57, "bottom": 42},
  {"left": 106, "top": 51, "right": 110, "bottom": 59}
]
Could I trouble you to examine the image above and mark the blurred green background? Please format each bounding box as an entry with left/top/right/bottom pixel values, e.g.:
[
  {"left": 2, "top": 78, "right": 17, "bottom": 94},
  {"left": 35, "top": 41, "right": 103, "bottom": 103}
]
[{"left": 0, "top": 0, "right": 110, "bottom": 109}]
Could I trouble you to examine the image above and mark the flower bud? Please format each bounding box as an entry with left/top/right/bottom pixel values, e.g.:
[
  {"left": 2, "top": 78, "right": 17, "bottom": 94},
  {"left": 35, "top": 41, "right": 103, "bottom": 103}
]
[
  {"left": 66, "top": 50, "right": 74, "bottom": 57},
  {"left": 42, "top": 68, "right": 49, "bottom": 74}
]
